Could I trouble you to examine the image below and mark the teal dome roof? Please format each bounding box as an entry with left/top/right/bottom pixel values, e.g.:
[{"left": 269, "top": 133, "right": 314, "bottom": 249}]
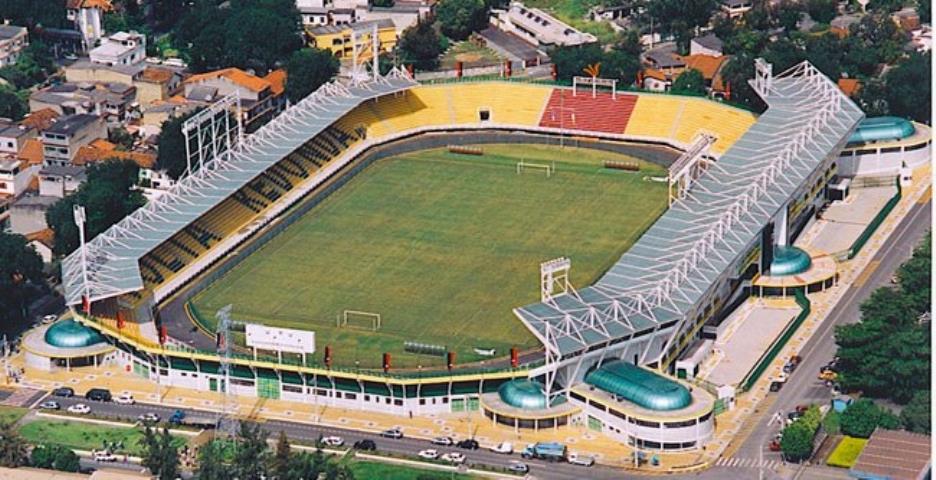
[
  {"left": 44, "top": 320, "right": 105, "bottom": 349},
  {"left": 498, "top": 379, "right": 548, "bottom": 410},
  {"left": 849, "top": 116, "right": 915, "bottom": 144},
  {"left": 770, "top": 245, "right": 812, "bottom": 276},
  {"left": 585, "top": 361, "right": 691, "bottom": 411}
]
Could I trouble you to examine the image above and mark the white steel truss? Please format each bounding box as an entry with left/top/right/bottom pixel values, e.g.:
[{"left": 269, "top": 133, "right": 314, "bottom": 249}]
[
  {"left": 515, "top": 60, "right": 864, "bottom": 392},
  {"left": 668, "top": 133, "right": 716, "bottom": 206},
  {"left": 62, "top": 71, "right": 416, "bottom": 306}
]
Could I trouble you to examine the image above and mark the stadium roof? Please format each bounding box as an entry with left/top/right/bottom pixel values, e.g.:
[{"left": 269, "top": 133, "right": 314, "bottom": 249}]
[
  {"left": 61, "top": 72, "right": 416, "bottom": 306},
  {"left": 515, "top": 61, "right": 864, "bottom": 358}
]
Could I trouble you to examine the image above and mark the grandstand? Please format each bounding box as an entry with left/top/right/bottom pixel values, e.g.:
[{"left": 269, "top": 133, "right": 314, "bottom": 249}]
[{"left": 52, "top": 60, "right": 862, "bottom": 448}]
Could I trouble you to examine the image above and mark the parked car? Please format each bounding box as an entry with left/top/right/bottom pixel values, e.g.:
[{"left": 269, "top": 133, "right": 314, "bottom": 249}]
[
  {"left": 568, "top": 453, "right": 595, "bottom": 467},
  {"left": 431, "top": 436, "right": 454, "bottom": 446},
  {"left": 418, "top": 449, "right": 439, "bottom": 460},
  {"left": 38, "top": 400, "right": 60, "bottom": 410},
  {"left": 52, "top": 387, "right": 74, "bottom": 398},
  {"left": 85, "top": 388, "right": 112, "bottom": 402},
  {"left": 456, "top": 439, "right": 479, "bottom": 450},
  {"left": 769, "top": 381, "right": 784, "bottom": 393},
  {"left": 490, "top": 442, "right": 513, "bottom": 454},
  {"left": 818, "top": 370, "right": 838, "bottom": 381},
  {"left": 441, "top": 452, "right": 466, "bottom": 464},
  {"left": 114, "top": 393, "right": 135, "bottom": 405},
  {"left": 321, "top": 436, "right": 344, "bottom": 447},
  {"left": 93, "top": 451, "right": 117, "bottom": 462},
  {"left": 353, "top": 439, "right": 376, "bottom": 451},
  {"left": 138, "top": 413, "right": 160, "bottom": 423},
  {"left": 769, "top": 440, "right": 781, "bottom": 452},
  {"left": 380, "top": 428, "right": 403, "bottom": 439},
  {"left": 67, "top": 403, "right": 91, "bottom": 414},
  {"left": 508, "top": 461, "right": 529, "bottom": 474},
  {"left": 41, "top": 315, "right": 57, "bottom": 325}
]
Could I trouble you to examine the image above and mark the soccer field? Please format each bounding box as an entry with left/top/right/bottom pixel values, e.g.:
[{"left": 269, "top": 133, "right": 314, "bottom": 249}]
[{"left": 191, "top": 144, "right": 668, "bottom": 369}]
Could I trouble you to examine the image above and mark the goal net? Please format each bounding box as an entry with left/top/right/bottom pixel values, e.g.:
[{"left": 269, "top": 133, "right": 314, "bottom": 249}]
[
  {"left": 338, "top": 310, "right": 382, "bottom": 331},
  {"left": 516, "top": 160, "right": 553, "bottom": 178}
]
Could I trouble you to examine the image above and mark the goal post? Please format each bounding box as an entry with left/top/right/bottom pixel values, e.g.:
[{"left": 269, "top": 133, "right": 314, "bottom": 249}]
[
  {"left": 516, "top": 160, "right": 553, "bottom": 178},
  {"left": 338, "top": 310, "right": 382, "bottom": 331}
]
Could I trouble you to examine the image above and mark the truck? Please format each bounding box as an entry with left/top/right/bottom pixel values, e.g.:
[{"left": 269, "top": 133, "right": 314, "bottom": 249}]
[
  {"left": 168, "top": 409, "right": 217, "bottom": 429},
  {"left": 521, "top": 442, "right": 567, "bottom": 462}
]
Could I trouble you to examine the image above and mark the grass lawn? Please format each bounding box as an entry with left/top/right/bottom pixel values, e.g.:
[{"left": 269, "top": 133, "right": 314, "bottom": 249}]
[
  {"left": 350, "top": 461, "right": 476, "bottom": 480},
  {"left": 19, "top": 420, "right": 185, "bottom": 456},
  {"left": 0, "top": 405, "right": 28, "bottom": 424},
  {"left": 440, "top": 41, "right": 504, "bottom": 69},
  {"left": 826, "top": 436, "right": 868, "bottom": 468},
  {"left": 192, "top": 144, "right": 667, "bottom": 369}
]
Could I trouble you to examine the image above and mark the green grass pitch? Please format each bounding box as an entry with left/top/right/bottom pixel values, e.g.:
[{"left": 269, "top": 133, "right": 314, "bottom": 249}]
[{"left": 191, "top": 144, "right": 668, "bottom": 369}]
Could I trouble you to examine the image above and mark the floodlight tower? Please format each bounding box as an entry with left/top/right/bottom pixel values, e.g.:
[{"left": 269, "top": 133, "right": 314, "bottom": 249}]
[{"left": 215, "top": 304, "right": 244, "bottom": 440}]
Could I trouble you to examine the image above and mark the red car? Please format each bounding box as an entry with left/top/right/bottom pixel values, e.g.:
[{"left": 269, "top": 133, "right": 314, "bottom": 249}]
[{"left": 769, "top": 440, "right": 781, "bottom": 452}]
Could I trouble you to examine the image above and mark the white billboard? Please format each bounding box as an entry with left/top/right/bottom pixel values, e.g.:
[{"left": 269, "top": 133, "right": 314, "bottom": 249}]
[{"left": 245, "top": 324, "right": 315, "bottom": 354}]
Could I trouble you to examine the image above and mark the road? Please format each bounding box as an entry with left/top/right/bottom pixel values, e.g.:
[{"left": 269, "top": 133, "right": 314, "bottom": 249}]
[
  {"left": 42, "top": 395, "right": 639, "bottom": 480},
  {"left": 700, "top": 195, "right": 931, "bottom": 480}
]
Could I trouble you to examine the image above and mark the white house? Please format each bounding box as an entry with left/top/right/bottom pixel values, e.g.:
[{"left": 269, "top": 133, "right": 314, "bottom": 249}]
[
  {"left": 492, "top": 2, "right": 597, "bottom": 48},
  {"left": 90, "top": 31, "right": 146, "bottom": 67},
  {"left": 66, "top": 0, "right": 111, "bottom": 51},
  {"left": 0, "top": 25, "right": 28, "bottom": 68},
  {"left": 0, "top": 159, "right": 36, "bottom": 198}
]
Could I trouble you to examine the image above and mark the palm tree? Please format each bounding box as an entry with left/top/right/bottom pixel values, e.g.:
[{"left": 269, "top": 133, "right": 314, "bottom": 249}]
[{"left": 0, "top": 422, "right": 29, "bottom": 467}]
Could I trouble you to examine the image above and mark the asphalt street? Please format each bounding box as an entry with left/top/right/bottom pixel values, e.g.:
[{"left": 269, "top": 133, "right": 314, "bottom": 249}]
[{"left": 697, "top": 195, "right": 931, "bottom": 480}]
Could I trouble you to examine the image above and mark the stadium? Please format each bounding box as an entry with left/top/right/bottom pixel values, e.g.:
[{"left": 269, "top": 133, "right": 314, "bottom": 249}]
[{"left": 44, "top": 58, "right": 867, "bottom": 452}]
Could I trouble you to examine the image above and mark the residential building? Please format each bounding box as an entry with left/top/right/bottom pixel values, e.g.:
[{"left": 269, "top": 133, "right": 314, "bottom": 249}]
[
  {"left": 183, "top": 68, "right": 288, "bottom": 130},
  {"left": 141, "top": 97, "right": 198, "bottom": 137},
  {"left": 0, "top": 25, "right": 28, "bottom": 68},
  {"left": 90, "top": 31, "right": 146, "bottom": 67},
  {"left": 25, "top": 229, "right": 55, "bottom": 264},
  {"left": 491, "top": 2, "right": 597, "bottom": 48},
  {"left": 690, "top": 33, "right": 723, "bottom": 57},
  {"left": 38, "top": 165, "right": 86, "bottom": 198},
  {"left": 41, "top": 114, "right": 107, "bottom": 167},
  {"left": 66, "top": 0, "right": 112, "bottom": 51},
  {"left": 721, "top": 0, "right": 753, "bottom": 19},
  {"left": 134, "top": 66, "right": 182, "bottom": 107},
  {"left": 641, "top": 53, "right": 729, "bottom": 94},
  {"left": 30, "top": 82, "right": 137, "bottom": 122},
  {"left": 0, "top": 121, "right": 37, "bottom": 157},
  {"left": 893, "top": 7, "right": 921, "bottom": 31},
  {"left": 837, "top": 78, "right": 861, "bottom": 97},
  {"left": 73, "top": 138, "right": 156, "bottom": 171},
  {"left": 9, "top": 194, "right": 59, "bottom": 235},
  {"left": 0, "top": 159, "right": 36, "bottom": 198},
  {"left": 365, "top": 2, "right": 434, "bottom": 34},
  {"left": 307, "top": 19, "right": 398, "bottom": 57},
  {"left": 65, "top": 59, "right": 143, "bottom": 85},
  {"left": 20, "top": 109, "right": 61, "bottom": 133}
]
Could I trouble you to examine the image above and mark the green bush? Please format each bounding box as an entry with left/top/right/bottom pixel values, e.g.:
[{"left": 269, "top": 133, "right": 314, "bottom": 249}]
[{"left": 841, "top": 399, "right": 901, "bottom": 438}]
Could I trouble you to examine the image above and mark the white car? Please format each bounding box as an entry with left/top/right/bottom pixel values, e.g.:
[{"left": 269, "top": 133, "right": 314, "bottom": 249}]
[
  {"left": 114, "top": 393, "right": 135, "bottom": 405},
  {"left": 93, "top": 451, "right": 117, "bottom": 462},
  {"left": 441, "top": 452, "right": 466, "bottom": 464},
  {"left": 431, "top": 436, "right": 454, "bottom": 446},
  {"left": 67, "top": 403, "right": 91, "bottom": 414},
  {"left": 418, "top": 449, "right": 439, "bottom": 460},
  {"left": 41, "top": 315, "right": 57, "bottom": 325},
  {"left": 138, "top": 413, "right": 160, "bottom": 423},
  {"left": 490, "top": 442, "right": 513, "bottom": 454},
  {"left": 568, "top": 453, "right": 595, "bottom": 467},
  {"left": 321, "top": 436, "right": 344, "bottom": 447}
]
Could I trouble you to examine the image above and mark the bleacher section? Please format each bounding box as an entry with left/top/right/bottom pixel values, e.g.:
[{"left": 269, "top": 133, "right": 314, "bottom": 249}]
[
  {"left": 625, "top": 95, "right": 756, "bottom": 154},
  {"left": 136, "top": 123, "right": 364, "bottom": 291},
  {"left": 131, "top": 82, "right": 758, "bottom": 296},
  {"left": 539, "top": 89, "right": 638, "bottom": 134}
]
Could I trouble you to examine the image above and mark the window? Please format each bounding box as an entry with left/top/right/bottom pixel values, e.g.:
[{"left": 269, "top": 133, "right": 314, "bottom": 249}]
[
  {"left": 283, "top": 385, "right": 303, "bottom": 393},
  {"left": 479, "top": 109, "right": 490, "bottom": 121},
  {"left": 345, "top": 393, "right": 357, "bottom": 400},
  {"left": 665, "top": 419, "right": 697, "bottom": 428},
  {"left": 419, "top": 399, "right": 426, "bottom": 405},
  {"left": 393, "top": 399, "right": 403, "bottom": 406}
]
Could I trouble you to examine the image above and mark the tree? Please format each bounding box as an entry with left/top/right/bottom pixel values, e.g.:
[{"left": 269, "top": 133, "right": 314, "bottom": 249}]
[
  {"left": 776, "top": 1, "right": 805, "bottom": 33},
  {"left": 141, "top": 427, "right": 179, "bottom": 480},
  {"left": 271, "top": 431, "right": 291, "bottom": 479},
  {"left": 0, "top": 422, "right": 29, "bottom": 467},
  {"left": 195, "top": 441, "right": 230, "bottom": 480},
  {"left": 920, "top": 0, "right": 931, "bottom": 21},
  {"left": 0, "top": 87, "right": 27, "bottom": 122},
  {"left": 0, "top": 0, "right": 68, "bottom": 29},
  {"left": 719, "top": 52, "right": 766, "bottom": 111},
  {"left": 779, "top": 422, "right": 814, "bottom": 462},
  {"left": 287, "top": 450, "right": 326, "bottom": 480},
  {"left": 550, "top": 43, "right": 605, "bottom": 82},
  {"left": 882, "top": 53, "right": 931, "bottom": 124},
  {"left": 806, "top": 0, "right": 836, "bottom": 24},
  {"left": 109, "top": 127, "right": 136, "bottom": 151},
  {"left": 397, "top": 20, "right": 444, "bottom": 71},
  {"left": 233, "top": 422, "right": 269, "bottom": 480},
  {"left": 896, "top": 235, "right": 930, "bottom": 314},
  {"left": 671, "top": 68, "right": 706, "bottom": 95},
  {"left": 31, "top": 444, "right": 81, "bottom": 472},
  {"left": 840, "top": 399, "right": 901, "bottom": 438},
  {"left": 285, "top": 48, "right": 340, "bottom": 104},
  {"left": 901, "top": 390, "right": 930, "bottom": 433},
  {"left": 46, "top": 160, "right": 146, "bottom": 256},
  {"left": 372, "top": 0, "right": 395, "bottom": 6},
  {"left": 436, "top": 0, "right": 488, "bottom": 41},
  {"left": 156, "top": 109, "right": 201, "bottom": 180},
  {"left": 646, "top": 0, "right": 717, "bottom": 53},
  {"left": 0, "top": 231, "right": 44, "bottom": 326}
]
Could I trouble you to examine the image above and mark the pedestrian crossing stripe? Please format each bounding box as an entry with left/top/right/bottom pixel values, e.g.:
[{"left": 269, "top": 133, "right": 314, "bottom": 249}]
[{"left": 715, "top": 457, "right": 784, "bottom": 469}]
